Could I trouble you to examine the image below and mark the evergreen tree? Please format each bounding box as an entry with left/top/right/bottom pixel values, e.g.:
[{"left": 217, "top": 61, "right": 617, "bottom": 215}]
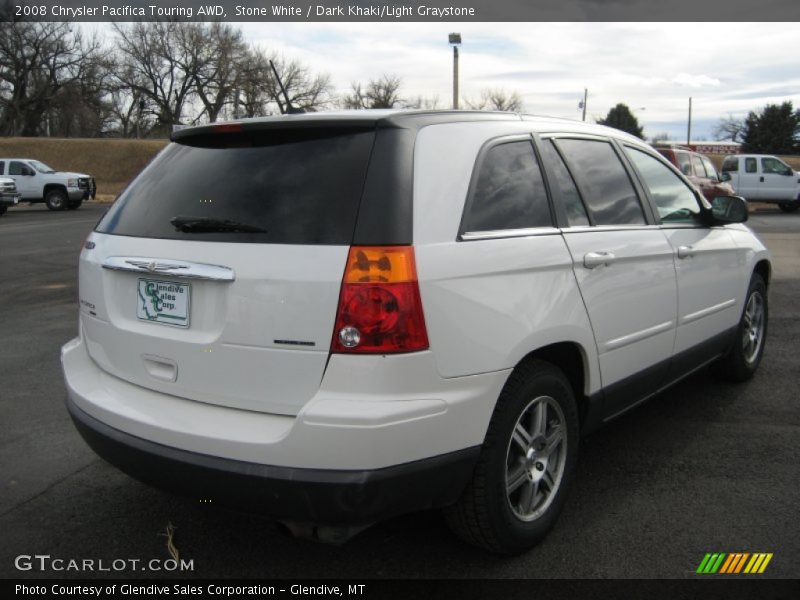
[
  {"left": 741, "top": 102, "right": 800, "bottom": 154},
  {"left": 597, "top": 103, "right": 644, "bottom": 139}
]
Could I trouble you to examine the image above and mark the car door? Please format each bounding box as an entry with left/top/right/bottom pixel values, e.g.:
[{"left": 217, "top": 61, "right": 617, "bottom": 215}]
[
  {"left": 759, "top": 156, "right": 797, "bottom": 201},
  {"left": 543, "top": 136, "right": 678, "bottom": 419},
  {"left": 737, "top": 157, "right": 761, "bottom": 200},
  {"left": 8, "top": 161, "right": 37, "bottom": 199},
  {"left": 622, "top": 145, "right": 743, "bottom": 379}
]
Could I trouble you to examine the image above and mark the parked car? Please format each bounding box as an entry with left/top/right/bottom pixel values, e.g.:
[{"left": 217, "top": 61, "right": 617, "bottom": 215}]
[
  {"left": 721, "top": 154, "right": 800, "bottom": 212},
  {"left": 0, "top": 176, "right": 21, "bottom": 216},
  {"left": 0, "top": 158, "right": 96, "bottom": 210},
  {"left": 62, "top": 111, "right": 770, "bottom": 554},
  {"left": 656, "top": 145, "right": 735, "bottom": 202}
]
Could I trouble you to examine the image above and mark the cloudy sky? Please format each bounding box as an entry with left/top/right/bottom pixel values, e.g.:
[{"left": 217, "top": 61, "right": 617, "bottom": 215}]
[{"left": 232, "top": 21, "right": 800, "bottom": 141}]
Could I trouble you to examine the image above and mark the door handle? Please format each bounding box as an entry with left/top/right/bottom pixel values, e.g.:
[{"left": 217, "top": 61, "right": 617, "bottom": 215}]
[
  {"left": 583, "top": 251, "right": 616, "bottom": 269},
  {"left": 677, "top": 245, "right": 694, "bottom": 259},
  {"left": 759, "top": 176, "right": 765, "bottom": 183}
]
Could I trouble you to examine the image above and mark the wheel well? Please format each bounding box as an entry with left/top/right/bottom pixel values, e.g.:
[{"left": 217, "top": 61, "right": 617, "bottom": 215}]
[
  {"left": 754, "top": 260, "right": 771, "bottom": 288},
  {"left": 518, "top": 342, "right": 588, "bottom": 424},
  {"left": 43, "top": 184, "right": 67, "bottom": 197}
]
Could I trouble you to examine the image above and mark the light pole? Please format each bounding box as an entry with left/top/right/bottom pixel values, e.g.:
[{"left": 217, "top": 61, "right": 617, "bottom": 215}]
[
  {"left": 687, "top": 97, "right": 693, "bottom": 145},
  {"left": 449, "top": 33, "right": 461, "bottom": 110}
]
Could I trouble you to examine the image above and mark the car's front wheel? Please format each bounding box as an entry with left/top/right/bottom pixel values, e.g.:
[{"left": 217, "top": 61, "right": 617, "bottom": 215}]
[
  {"left": 45, "top": 189, "right": 67, "bottom": 211},
  {"left": 445, "top": 359, "right": 579, "bottom": 554},
  {"left": 778, "top": 203, "right": 799, "bottom": 213},
  {"left": 713, "top": 273, "right": 767, "bottom": 381},
  {"left": 67, "top": 198, "right": 83, "bottom": 210}
]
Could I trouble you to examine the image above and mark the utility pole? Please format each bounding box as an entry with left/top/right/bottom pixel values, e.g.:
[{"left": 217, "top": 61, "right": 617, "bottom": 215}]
[
  {"left": 687, "top": 96, "right": 692, "bottom": 145},
  {"left": 581, "top": 88, "right": 588, "bottom": 121},
  {"left": 449, "top": 33, "right": 461, "bottom": 110}
]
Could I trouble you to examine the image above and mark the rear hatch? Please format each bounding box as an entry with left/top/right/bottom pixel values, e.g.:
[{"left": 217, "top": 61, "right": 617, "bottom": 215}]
[{"left": 80, "top": 125, "right": 376, "bottom": 416}]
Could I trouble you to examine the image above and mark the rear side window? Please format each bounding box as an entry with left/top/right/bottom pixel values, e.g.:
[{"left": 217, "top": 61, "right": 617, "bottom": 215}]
[
  {"left": 462, "top": 140, "right": 552, "bottom": 232},
  {"left": 97, "top": 129, "right": 375, "bottom": 244},
  {"left": 701, "top": 156, "right": 719, "bottom": 181},
  {"left": 676, "top": 152, "right": 692, "bottom": 176},
  {"left": 556, "top": 139, "right": 646, "bottom": 226},
  {"left": 540, "top": 140, "right": 589, "bottom": 227},
  {"left": 745, "top": 158, "right": 757, "bottom": 173},
  {"left": 9, "top": 161, "right": 26, "bottom": 175},
  {"left": 624, "top": 147, "right": 701, "bottom": 223}
]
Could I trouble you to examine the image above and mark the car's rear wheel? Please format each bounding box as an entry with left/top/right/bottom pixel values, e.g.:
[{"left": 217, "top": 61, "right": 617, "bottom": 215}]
[
  {"left": 444, "top": 359, "right": 579, "bottom": 554},
  {"left": 0, "top": 205, "right": 7, "bottom": 216},
  {"left": 778, "top": 203, "right": 799, "bottom": 213},
  {"left": 713, "top": 273, "right": 767, "bottom": 381},
  {"left": 45, "top": 189, "right": 67, "bottom": 211}
]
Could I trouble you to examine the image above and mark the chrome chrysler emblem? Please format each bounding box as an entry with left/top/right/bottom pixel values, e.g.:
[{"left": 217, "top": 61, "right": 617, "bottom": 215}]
[{"left": 147, "top": 261, "right": 157, "bottom": 272}]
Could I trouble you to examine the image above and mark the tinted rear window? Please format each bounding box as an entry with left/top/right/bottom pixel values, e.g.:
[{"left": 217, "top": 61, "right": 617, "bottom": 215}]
[{"left": 97, "top": 129, "right": 375, "bottom": 244}]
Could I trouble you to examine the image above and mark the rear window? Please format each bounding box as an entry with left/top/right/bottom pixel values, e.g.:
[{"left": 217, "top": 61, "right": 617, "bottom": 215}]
[
  {"left": 721, "top": 156, "right": 738, "bottom": 172},
  {"left": 97, "top": 129, "right": 375, "bottom": 244}
]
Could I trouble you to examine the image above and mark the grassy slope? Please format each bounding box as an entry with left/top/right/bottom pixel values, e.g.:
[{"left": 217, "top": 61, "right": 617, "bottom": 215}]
[{"left": 0, "top": 137, "right": 168, "bottom": 200}]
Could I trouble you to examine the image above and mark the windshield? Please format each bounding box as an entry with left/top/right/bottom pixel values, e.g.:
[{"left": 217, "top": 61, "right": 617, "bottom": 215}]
[
  {"left": 29, "top": 160, "right": 56, "bottom": 174},
  {"left": 96, "top": 128, "right": 375, "bottom": 244}
]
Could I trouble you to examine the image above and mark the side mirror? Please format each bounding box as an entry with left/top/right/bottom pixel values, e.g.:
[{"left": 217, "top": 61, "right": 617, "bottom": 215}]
[
  {"left": 720, "top": 172, "right": 732, "bottom": 182},
  {"left": 22, "top": 167, "right": 34, "bottom": 176},
  {"left": 709, "top": 195, "right": 748, "bottom": 224}
]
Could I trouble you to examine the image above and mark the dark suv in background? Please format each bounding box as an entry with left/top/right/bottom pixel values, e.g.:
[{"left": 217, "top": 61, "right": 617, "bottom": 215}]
[{"left": 656, "top": 146, "right": 734, "bottom": 202}]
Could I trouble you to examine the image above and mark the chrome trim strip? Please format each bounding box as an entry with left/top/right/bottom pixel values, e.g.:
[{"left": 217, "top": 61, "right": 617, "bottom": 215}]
[
  {"left": 603, "top": 320, "right": 674, "bottom": 352},
  {"left": 560, "top": 224, "right": 661, "bottom": 233},
  {"left": 681, "top": 298, "right": 736, "bottom": 325},
  {"left": 460, "top": 227, "right": 560, "bottom": 241},
  {"left": 102, "top": 256, "right": 235, "bottom": 282}
]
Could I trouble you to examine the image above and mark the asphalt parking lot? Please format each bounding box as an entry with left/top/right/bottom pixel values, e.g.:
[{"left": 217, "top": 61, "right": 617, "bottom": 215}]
[{"left": 1, "top": 203, "right": 799, "bottom": 579}]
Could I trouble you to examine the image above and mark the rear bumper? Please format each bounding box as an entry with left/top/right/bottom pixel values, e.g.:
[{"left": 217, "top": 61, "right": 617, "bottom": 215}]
[{"left": 66, "top": 394, "right": 479, "bottom": 524}]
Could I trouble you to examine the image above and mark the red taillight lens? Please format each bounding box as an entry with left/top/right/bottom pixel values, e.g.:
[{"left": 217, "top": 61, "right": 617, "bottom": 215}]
[{"left": 332, "top": 246, "right": 429, "bottom": 354}]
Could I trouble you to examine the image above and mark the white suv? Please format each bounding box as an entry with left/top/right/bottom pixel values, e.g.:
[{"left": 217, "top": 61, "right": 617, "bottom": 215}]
[{"left": 62, "top": 111, "right": 770, "bottom": 554}]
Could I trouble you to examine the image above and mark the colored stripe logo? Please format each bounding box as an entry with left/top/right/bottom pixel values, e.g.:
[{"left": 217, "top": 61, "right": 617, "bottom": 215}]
[{"left": 696, "top": 552, "right": 773, "bottom": 574}]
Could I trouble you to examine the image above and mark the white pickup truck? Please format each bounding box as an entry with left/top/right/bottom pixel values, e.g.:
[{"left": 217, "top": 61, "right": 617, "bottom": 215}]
[
  {"left": 0, "top": 158, "right": 96, "bottom": 211},
  {"left": 0, "top": 177, "right": 22, "bottom": 216},
  {"left": 721, "top": 154, "right": 800, "bottom": 213}
]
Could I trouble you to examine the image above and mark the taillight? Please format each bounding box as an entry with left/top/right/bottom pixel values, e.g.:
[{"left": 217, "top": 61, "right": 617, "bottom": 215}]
[{"left": 331, "top": 246, "right": 429, "bottom": 354}]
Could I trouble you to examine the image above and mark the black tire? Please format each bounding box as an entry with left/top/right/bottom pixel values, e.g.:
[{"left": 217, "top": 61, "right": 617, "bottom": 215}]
[
  {"left": 444, "top": 359, "right": 579, "bottom": 554},
  {"left": 712, "top": 273, "right": 767, "bottom": 382},
  {"left": 0, "top": 205, "right": 7, "bottom": 216},
  {"left": 778, "top": 203, "right": 799, "bottom": 213},
  {"left": 67, "top": 198, "right": 83, "bottom": 210},
  {"left": 44, "top": 188, "right": 68, "bottom": 211}
]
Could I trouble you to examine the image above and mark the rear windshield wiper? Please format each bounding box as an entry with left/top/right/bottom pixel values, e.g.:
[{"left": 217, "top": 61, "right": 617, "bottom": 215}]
[{"left": 170, "top": 216, "right": 267, "bottom": 234}]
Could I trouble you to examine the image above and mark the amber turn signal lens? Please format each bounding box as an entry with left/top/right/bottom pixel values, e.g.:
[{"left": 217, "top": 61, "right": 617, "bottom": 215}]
[{"left": 343, "top": 246, "right": 417, "bottom": 284}]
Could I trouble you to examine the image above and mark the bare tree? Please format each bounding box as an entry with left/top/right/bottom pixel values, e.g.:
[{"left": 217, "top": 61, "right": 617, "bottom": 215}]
[
  {"left": 712, "top": 114, "right": 746, "bottom": 143},
  {"left": 403, "top": 94, "right": 441, "bottom": 110},
  {"left": 0, "top": 21, "right": 101, "bottom": 135},
  {"left": 464, "top": 88, "right": 524, "bottom": 112},
  {"left": 236, "top": 47, "right": 333, "bottom": 117},
  {"left": 192, "top": 23, "right": 247, "bottom": 123},
  {"left": 341, "top": 74, "right": 403, "bottom": 109},
  {"left": 113, "top": 22, "right": 203, "bottom": 132}
]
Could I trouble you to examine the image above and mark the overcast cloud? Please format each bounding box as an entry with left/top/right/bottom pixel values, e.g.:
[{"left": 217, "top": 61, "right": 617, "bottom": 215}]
[{"left": 229, "top": 22, "right": 800, "bottom": 140}]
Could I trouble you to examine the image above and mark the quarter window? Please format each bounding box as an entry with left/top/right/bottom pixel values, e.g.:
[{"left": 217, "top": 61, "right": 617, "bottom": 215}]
[
  {"left": 541, "top": 140, "right": 589, "bottom": 227},
  {"left": 624, "top": 147, "right": 701, "bottom": 223},
  {"left": 462, "top": 141, "right": 552, "bottom": 232},
  {"left": 556, "top": 139, "right": 646, "bottom": 226}
]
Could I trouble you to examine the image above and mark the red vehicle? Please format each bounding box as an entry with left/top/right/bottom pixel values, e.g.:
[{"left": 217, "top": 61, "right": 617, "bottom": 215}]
[{"left": 656, "top": 146, "right": 735, "bottom": 202}]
